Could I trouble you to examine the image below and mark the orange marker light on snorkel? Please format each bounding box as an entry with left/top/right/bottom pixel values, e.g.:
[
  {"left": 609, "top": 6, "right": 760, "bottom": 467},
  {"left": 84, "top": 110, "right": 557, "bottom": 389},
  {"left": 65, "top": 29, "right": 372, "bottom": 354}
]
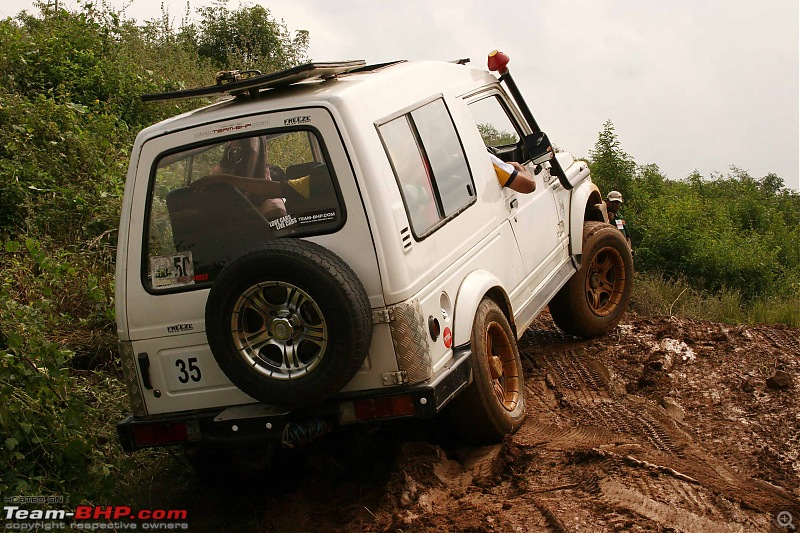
[{"left": 487, "top": 50, "right": 510, "bottom": 74}]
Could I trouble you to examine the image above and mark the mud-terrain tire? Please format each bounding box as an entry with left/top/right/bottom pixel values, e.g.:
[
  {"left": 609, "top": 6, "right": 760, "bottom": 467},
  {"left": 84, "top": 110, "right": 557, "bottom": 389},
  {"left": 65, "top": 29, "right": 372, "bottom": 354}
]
[
  {"left": 549, "top": 221, "right": 633, "bottom": 338},
  {"left": 448, "top": 299, "right": 526, "bottom": 443},
  {"left": 206, "top": 240, "right": 371, "bottom": 408}
]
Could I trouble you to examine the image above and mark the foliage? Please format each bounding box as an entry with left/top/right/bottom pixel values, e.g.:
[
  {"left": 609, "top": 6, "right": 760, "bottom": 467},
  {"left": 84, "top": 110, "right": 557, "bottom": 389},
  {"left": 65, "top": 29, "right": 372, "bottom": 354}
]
[
  {"left": 588, "top": 119, "right": 636, "bottom": 201},
  {"left": 588, "top": 121, "right": 800, "bottom": 301},
  {"left": 0, "top": 1, "right": 308, "bottom": 500},
  {"left": 477, "top": 123, "right": 518, "bottom": 147},
  {"left": 194, "top": 3, "right": 308, "bottom": 71},
  {"left": 0, "top": 238, "right": 115, "bottom": 496},
  {"left": 0, "top": 88, "right": 128, "bottom": 238},
  {"left": 3, "top": 8, "right": 170, "bottom": 129},
  {"left": 631, "top": 272, "right": 800, "bottom": 327}
]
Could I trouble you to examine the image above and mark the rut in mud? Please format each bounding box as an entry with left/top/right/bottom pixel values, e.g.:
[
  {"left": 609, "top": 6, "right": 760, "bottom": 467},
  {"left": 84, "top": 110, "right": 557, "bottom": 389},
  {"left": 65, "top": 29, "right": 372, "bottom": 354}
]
[{"left": 140, "top": 313, "right": 799, "bottom": 532}]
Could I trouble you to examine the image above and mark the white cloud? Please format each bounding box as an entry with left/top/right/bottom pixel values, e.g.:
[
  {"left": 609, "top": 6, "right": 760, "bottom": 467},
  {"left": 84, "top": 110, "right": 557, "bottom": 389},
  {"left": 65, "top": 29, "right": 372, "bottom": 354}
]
[{"left": 4, "top": 0, "right": 798, "bottom": 188}]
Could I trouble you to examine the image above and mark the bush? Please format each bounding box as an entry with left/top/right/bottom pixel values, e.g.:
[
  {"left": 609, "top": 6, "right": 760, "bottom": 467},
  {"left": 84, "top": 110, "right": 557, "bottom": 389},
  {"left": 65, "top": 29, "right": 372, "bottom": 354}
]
[
  {"left": 0, "top": 238, "right": 115, "bottom": 495},
  {"left": 590, "top": 122, "right": 800, "bottom": 302},
  {"left": 0, "top": 89, "right": 129, "bottom": 237},
  {"left": 0, "top": 1, "right": 311, "bottom": 501},
  {"left": 631, "top": 272, "right": 799, "bottom": 327}
]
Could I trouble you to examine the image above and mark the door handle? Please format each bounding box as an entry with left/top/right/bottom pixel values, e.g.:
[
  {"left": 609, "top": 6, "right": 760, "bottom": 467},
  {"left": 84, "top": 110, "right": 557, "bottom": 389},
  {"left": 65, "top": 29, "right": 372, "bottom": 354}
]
[{"left": 137, "top": 353, "right": 153, "bottom": 390}]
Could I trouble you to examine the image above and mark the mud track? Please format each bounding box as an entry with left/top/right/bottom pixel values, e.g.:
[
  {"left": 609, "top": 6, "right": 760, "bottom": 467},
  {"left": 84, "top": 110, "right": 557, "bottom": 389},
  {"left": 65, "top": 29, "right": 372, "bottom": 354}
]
[{"left": 142, "top": 313, "right": 799, "bottom": 532}]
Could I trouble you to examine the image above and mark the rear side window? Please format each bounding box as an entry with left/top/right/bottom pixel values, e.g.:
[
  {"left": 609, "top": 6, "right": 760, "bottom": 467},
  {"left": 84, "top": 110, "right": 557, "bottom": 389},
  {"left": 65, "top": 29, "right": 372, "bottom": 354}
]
[
  {"left": 379, "top": 98, "right": 475, "bottom": 238},
  {"left": 145, "top": 130, "right": 343, "bottom": 292}
]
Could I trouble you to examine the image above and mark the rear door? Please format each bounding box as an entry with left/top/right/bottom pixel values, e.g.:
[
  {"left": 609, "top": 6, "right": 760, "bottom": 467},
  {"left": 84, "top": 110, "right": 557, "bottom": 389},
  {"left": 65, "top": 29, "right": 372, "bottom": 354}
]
[{"left": 123, "top": 107, "right": 381, "bottom": 414}]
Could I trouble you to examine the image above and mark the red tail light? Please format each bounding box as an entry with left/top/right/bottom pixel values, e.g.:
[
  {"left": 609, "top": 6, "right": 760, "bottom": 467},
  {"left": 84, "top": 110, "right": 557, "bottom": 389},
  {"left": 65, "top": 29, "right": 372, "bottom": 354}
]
[
  {"left": 132, "top": 422, "right": 189, "bottom": 447},
  {"left": 340, "top": 394, "right": 416, "bottom": 423}
]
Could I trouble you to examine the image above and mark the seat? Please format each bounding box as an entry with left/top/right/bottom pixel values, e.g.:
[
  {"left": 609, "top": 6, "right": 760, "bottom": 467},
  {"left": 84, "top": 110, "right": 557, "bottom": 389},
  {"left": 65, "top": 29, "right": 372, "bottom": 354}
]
[
  {"left": 285, "top": 161, "right": 325, "bottom": 180},
  {"left": 165, "top": 184, "right": 274, "bottom": 279},
  {"left": 284, "top": 164, "right": 338, "bottom": 220},
  {"left": 307, "top": 164, "right": 335, "bottom": 199}
]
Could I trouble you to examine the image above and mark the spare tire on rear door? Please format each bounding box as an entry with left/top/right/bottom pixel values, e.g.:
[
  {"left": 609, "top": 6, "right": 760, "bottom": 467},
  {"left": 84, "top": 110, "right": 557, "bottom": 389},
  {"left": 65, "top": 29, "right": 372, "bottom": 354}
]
[{"left": 205, "top": 239, "right": 372, "bottom": 408}]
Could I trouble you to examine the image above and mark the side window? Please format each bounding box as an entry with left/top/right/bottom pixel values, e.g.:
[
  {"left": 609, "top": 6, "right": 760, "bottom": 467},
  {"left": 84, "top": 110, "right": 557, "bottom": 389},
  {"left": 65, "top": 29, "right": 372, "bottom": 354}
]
[
  {"left": 411, "top": 100, "right": 474, "bottom": 217},
  {"left": 378, "top": 98, "right": 475, "bottom": 238},
  {"left": 467, "top": 96, "right": 521, "bottom": 148},
  {"left": 379, "top": 117, "right": 440, "bottom": 234},
  {"left": 145, "top": 129, "right": 342, "bottom": 292}
]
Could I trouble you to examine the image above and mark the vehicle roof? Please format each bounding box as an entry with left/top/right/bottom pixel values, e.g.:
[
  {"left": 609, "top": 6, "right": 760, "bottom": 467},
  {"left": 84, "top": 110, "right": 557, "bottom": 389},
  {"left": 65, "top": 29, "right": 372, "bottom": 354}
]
[{"left": 135, "top": 60, "right": 499, "bottom": 143}]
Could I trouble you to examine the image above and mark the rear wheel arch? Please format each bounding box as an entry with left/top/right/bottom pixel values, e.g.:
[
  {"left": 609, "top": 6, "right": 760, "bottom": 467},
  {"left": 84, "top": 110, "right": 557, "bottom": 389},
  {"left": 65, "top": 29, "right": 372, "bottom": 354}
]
[
  {"left": 452, "top": 271, "right": 513, "bottom": 348},
  {"left": 485, "top": 286, "right": 515, "bottom": 337}
]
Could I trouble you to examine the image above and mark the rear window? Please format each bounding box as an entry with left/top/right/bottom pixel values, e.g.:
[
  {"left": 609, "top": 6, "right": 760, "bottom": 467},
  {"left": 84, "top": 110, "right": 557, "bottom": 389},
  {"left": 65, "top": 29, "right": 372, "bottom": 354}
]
[{"left": 144, "top": 129, "right": 343, "bottom": 292}]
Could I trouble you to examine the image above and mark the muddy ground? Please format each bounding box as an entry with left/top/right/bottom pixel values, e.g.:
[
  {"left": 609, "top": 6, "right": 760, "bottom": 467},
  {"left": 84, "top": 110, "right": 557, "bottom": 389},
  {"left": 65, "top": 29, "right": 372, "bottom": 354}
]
[{"left": 139, "top": 312, "right": 799, "bottom": 532}]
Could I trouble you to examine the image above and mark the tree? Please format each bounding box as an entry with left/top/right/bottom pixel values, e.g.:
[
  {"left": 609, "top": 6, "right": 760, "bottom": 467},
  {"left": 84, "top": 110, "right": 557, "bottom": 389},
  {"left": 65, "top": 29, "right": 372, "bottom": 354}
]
[
  {"left": 759, "top": 172, "right": 784, "bottom": 195},
  {"left": 589, "top": 120, "right": 636, "bottom": 203},
  {"left": 477, "top": 124, "right": 517, "bottom": 146},
  {"left": 194, "top": 4, "right": 308, "bottom": 72}
]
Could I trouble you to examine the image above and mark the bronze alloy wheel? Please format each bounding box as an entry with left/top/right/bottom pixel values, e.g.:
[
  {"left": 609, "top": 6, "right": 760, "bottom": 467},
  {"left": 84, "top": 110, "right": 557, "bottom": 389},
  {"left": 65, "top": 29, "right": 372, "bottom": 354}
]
[
  {"left": 485, "top": 321, "right": 521, "bottom": 412},
  {"left": 447, "top": 298, "right": 526, "bottom": 443},
  {"left": 548, "top": 221, "right": 634, "bottom": 338},
  {"left": 232, "top": 281, "right": 328, "bottom": 380},
  {"left": 584, "top": 245, "right": 626, "bottom": 317}
]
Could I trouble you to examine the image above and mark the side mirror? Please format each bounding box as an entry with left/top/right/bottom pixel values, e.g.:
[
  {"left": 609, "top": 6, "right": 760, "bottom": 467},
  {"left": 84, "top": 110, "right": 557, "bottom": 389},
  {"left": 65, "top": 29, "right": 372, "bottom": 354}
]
[{"left": 524, "top": 132, "right": 554, "bottom": 165}]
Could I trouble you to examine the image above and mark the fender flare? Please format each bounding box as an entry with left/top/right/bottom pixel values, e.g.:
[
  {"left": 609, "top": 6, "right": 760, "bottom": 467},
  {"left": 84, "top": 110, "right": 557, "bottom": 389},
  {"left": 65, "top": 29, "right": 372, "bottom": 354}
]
[
  {"left": 453, "top": 270, "right": 513, "bottom": 347},
  {"left": 569, "top": 178, "right": 605, "bottom": 257}
]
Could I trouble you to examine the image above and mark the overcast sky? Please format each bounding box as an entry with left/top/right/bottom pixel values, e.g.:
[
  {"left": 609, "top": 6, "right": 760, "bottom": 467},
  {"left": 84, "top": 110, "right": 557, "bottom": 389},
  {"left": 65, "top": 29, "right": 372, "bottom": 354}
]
[{"left": 5, "top": 0, "right": 799, "bottom": 189}]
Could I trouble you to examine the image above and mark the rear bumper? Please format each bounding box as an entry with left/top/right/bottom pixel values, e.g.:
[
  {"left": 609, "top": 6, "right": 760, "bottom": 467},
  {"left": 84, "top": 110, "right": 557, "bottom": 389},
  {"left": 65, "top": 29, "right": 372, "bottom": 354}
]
[{"left": 117, "top": 347, "right": 472, "bottom": 452}]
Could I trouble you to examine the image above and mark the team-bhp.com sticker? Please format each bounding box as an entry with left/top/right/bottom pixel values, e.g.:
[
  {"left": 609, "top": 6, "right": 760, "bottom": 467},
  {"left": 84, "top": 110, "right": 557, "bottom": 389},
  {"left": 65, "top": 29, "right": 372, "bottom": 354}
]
[{"left": 4, "top": 505, "right": 188, "bottom": 530}]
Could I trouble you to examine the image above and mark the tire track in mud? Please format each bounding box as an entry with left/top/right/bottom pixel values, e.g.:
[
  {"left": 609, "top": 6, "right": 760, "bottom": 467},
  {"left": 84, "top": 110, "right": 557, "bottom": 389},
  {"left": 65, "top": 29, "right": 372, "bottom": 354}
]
[
  {"left": 573, "top": 400, "right": 682, "bottom": 455},
  {"left": 753, "top": 326, "right": 800, "bottom": 353},
  {"left": 517, "top": 332, "right": 799, "bottom": 529},
  {"left": 127, "top": 316, "right": 798, "bottom": 533},
  {"left": 524, "top": 351, "right": 683, "bottom": 455},
  {"left": 598, "top": 479, "right": 752, "bottom": 533},
  {"left": 370, "top": 316, "right": 797, "bottom": 532}
]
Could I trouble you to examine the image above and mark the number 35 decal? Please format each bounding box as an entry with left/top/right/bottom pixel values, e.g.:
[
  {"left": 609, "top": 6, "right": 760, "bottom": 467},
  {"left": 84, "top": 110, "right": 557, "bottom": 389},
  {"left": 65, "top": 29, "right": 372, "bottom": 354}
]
[{"left": 175, "top": 357, "right": 202, "bottom": 383}]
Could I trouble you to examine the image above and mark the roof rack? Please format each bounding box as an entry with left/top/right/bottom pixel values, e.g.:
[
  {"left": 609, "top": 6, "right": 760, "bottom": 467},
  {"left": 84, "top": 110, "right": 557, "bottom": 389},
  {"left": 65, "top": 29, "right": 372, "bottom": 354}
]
[{"left": 141, "top": 60, "right": 367, "bottom": 102}]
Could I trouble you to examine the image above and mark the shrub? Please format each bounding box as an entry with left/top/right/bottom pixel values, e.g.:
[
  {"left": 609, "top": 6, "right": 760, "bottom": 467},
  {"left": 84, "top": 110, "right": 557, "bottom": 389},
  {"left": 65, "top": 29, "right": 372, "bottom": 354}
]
[{"left": 0, "top": 238, "right": 114, "bottom": 495}]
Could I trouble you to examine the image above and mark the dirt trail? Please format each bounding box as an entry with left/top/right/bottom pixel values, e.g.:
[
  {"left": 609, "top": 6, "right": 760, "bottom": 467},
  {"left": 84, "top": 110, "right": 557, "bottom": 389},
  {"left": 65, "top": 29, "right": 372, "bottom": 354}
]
[{"left": 141, "top": 313, "right": 799, "bottom": 532}]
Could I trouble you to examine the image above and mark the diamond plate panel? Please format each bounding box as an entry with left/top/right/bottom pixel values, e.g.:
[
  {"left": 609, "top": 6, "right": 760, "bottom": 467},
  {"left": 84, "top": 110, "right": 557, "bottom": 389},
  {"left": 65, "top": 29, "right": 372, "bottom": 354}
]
[
  {"left": 388, "top": 300, "right": 432, "bottom": 384},
  {"left": 119, "top": 341, "right": 147, "bottom": 416}
]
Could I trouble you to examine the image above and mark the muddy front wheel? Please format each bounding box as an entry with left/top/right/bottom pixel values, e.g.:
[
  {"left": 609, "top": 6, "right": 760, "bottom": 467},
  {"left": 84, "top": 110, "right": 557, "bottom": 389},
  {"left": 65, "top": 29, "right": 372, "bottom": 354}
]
[{"left": 549, "top": 221, "right": 633, "bottom": 338}]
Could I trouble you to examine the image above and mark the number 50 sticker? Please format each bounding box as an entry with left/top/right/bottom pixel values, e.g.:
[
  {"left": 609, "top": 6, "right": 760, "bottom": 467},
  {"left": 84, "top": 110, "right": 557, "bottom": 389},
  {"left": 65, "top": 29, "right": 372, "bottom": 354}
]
[{"left": 150, "top": 252, "right": 195, "bottom": 289}]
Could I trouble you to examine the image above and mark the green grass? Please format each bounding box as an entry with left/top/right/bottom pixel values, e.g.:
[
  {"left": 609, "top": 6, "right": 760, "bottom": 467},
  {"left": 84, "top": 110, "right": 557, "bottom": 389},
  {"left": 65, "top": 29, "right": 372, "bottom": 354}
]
[{"left": 630, "top": 272, "right": 800, "bottom": 327}]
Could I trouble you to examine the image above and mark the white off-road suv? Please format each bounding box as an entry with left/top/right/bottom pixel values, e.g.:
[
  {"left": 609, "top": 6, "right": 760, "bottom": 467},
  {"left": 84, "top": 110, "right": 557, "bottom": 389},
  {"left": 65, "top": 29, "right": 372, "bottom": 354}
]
[{"left": 115, "top": 51, "right": 632, "bottom": 463}]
